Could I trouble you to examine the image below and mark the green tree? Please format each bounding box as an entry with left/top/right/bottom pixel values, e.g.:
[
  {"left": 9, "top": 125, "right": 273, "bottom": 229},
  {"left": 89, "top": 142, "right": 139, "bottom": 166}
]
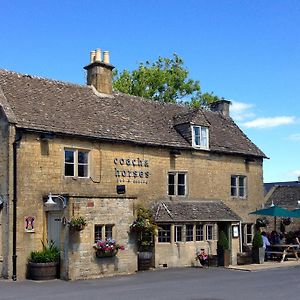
[{"left": 113, "top": 54, "right": 205, "bottom": 104}]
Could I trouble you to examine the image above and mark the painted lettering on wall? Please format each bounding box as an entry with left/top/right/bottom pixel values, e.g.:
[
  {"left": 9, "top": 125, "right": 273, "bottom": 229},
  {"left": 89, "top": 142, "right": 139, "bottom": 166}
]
[{"left": 114, "top": 157, "right": 150, "bottom": 184}]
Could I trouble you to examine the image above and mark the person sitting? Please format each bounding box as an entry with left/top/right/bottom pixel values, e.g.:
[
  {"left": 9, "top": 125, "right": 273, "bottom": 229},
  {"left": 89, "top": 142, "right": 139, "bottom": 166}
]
[
  {"left": 196, "top": 249, "right": 208, "bottom": 268},
  {"left": 261, "top": 231, "right": 271, "bottom": 260},
  {"left": 269, "top": 230, "right": 281, "bottom": 245}
]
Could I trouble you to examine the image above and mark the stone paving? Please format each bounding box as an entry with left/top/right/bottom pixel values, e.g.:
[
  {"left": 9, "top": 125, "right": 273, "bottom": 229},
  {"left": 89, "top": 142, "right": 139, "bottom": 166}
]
[{"left": 228, "top": 258, "right": 300, "bottom": 271}]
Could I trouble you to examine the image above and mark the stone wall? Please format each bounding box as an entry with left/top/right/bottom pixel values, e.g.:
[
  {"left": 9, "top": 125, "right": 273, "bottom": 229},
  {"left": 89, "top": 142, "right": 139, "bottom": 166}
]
[{"left": 1, "top": 130, "right": 264, "bottom": 279}]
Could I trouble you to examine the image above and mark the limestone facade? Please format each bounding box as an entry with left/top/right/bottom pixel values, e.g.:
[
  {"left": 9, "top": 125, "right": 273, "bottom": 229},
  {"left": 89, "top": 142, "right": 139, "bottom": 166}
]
[{"left": 0, "top": 127, "right": 264, "bottom": 279}]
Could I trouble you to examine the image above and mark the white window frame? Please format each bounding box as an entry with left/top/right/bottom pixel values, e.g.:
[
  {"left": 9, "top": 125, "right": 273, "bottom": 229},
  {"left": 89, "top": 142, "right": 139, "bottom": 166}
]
[
  {"left": 168, "top": 172, "right": 187, "bottom": 196},
  {"left": 64, "top": 149, "right": 89, "bottom": 178},
  {"left": 231, "top": 175, "right": 247, "bottom": 198},
  {"left": 206, "top": 224, "right": 214, "bottom": 241},
  {"left": 94, "top": 224, "right": 115, "bottom": 242},
  {"left": 192, "top": 125, "right": 209, "bottom": 149},
  {"left": 243, "top": 223, "right": 254, "bottom": 245},
  {"left": 196, "top": 224, "right": 204, "bottom": 241},
  {"left": 174, "top": 225, "right": 183, "bottom": 242}
]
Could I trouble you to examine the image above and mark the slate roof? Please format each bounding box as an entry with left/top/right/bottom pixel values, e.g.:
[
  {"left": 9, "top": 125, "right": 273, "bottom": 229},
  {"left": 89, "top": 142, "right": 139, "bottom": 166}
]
[
  {"left": 0, "top": 69, "right": 266, "bottom": 157},
  {"left": 153, "top": 200, "right": 241, "bottom": 222},
  {"left": 264, "top": 181, "right": 300, "bottom": 195},
  {"left": 265, "top": 186, "right": 300, "bottom": 210}
]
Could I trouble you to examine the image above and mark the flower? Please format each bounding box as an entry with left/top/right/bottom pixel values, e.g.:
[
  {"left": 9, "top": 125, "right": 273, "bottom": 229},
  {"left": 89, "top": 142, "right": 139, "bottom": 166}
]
[{"left": 93, "top": 238, "right": 125, "bottom": 254}]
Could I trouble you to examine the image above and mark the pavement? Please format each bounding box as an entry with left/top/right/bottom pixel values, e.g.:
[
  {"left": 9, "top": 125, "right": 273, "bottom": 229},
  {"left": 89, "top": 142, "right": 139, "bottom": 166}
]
[{"left": 228, "top": 257, "right": 300, "bottom": 271}]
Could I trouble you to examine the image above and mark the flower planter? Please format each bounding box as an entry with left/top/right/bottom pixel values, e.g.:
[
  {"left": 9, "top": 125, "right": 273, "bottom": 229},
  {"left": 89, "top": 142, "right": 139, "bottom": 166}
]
[
  {"left": 70, "top": 224, "right": 85, "bottom": 232},
  {"left": 96, "top": 250, "right": 118, "bottom": 258},
  {"left": 28, "top": 261, "right": 59, "bottom": 280}
]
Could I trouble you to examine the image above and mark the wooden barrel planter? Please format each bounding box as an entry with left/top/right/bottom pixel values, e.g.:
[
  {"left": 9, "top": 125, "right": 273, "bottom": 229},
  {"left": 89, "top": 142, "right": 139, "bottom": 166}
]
[
  {"left": 138, "top": 251, "right": 153, "bottom": 271},
  {"left": 28, "top": 262, "right": 59, "bottom": 280}
]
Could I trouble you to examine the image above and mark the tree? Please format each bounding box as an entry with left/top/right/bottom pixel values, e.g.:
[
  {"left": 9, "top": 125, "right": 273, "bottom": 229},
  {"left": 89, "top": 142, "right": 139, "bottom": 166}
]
[{"left": 113, "top": 54, "right": 205, "bottom": 104}]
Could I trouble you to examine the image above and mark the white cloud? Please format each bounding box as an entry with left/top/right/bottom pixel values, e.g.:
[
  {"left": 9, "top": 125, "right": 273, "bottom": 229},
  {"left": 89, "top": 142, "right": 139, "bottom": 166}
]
[
  {"left": 242, "top": 116, "right": 296, "bottom": 129},
  {"left": 230, "top": 101, "right": 255, "bottom": 121},
  {"left": 288, "top": 133, "right": 300, "bottom": 142}
]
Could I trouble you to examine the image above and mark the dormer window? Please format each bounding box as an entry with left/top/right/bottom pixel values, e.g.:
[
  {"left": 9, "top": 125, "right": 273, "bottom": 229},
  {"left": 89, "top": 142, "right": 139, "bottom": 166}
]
[{"left": 192, "top": 126, "right": 209, "bottom": 149}]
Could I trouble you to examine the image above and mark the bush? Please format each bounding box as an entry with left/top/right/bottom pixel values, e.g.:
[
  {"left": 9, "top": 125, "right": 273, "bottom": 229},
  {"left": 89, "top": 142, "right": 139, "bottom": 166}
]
[
  {"left": 29, "top": 240, "right": 60, "bottom": 263},
  {"left": 217, "top": 231, "right": 229, "bottom": 250},
  {"left": 252, "top": 231, "right": 263, "bottom": 249}
]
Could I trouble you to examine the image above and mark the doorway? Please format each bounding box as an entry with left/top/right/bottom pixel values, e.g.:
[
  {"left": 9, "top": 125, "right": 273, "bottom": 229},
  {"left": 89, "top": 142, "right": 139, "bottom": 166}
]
[{"left": 47, "top": 212, "right": 62, "bottom": 249}]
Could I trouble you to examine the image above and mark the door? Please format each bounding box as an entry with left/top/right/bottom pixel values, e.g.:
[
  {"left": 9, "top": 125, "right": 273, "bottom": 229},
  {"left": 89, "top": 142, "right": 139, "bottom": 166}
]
[{"left": 47, "top": 212, "right": 62, "bottom": 249}]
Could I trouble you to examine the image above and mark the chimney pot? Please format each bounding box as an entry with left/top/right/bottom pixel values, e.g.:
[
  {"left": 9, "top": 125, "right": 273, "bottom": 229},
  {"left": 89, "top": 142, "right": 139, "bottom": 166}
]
[
  {"left": 84, "top": 49, "right": 114, "bottom": 94},
  {"left": 95, "top": 49, "right": 101, "bottom": 62},
  {"left": 90, "top": 51, "right": 96, "bottom": 63},
  {"left": 103, "top": 51, "right": 110, "bottom": 64}
]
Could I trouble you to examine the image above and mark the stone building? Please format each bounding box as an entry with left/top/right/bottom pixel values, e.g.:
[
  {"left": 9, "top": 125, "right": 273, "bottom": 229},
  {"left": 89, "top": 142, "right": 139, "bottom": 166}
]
[{"left": 0, "top": 49, "right": 266, "bottom": 280}]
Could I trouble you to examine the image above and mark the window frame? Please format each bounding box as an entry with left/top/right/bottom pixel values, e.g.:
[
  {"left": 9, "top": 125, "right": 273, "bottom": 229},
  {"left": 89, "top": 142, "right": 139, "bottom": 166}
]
[
  {"left": 196, "top": 224, "right": 204, "bottom": 241},
  {"left": 191, "top": 125, "right": 209, "bottom": 149},
  {"left": 64, "top": 148, "right": 90, "bottom": 178},
  {"left": 186, "top": 224, "right": 194, "bottom": 242},
  {"left": 168, "top": 172, "right": 187, "bottom": 197},
  {"left": 158, "top": 224, "right": 171, "bottom": 243},
  {"left": 94, "top": 224, "right": 114, "bottom": 242},
  {"left": 174, "top": 225, "right": 183, "bottom": 242},
  {"left": 206, "top": 224, "right": 214, "bottom": 241},
  {"left": 231, "top": 175, "right": 247, "bottom": 198},
  {"left": 243, "top": 223, "right": 254, "bottom": 245}
]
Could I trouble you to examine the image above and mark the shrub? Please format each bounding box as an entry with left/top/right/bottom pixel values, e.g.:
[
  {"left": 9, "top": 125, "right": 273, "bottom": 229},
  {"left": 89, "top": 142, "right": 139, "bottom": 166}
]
[
  {"left": 29, "top": 240, "right": 60, "bottom": 263},
  {"left": 217, "top": 231, "right": 229, "bottom": 250},
  {"left": 252, "top": 231, "right": 263, "bottom": 249}
]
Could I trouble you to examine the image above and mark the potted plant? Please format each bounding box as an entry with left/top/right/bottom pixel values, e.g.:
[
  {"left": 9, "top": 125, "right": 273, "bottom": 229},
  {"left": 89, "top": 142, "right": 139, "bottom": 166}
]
[
  {"left": 217, "top": 231, "right": 231, "bottom": 267},
  {"left": 93, "top": 238, "right": 125, "bottom": 258},
  {"left": 28, "top": 240, "right": 60, "bottom": 280},
  {"left": 69, "top": 216, "right": 87, "bottom": 231},
  {"left": 256, "top": 217, "right": 269, "bottom": 228},
  {"left": 130, "top": 206, "right": 156, "bottom": 270},
  {"left": 252, "top": 231, "right": 264, "bottom": 264}
]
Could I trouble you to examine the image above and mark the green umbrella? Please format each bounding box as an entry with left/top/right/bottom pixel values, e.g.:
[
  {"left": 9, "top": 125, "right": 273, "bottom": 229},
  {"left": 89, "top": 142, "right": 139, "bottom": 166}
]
[
  {"left": 291, "top": 209, "right": 300, "bottom": 218},
  {"left": 249, "top": 205, "right": 295, "bottom": 230},
  {"left": 249, "top": 205, "right": 295, "bottom": 217}
]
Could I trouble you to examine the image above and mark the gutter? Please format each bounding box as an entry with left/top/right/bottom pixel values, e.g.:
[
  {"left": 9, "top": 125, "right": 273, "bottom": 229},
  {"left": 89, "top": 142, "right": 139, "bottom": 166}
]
[{"left": 12, "top": 131, "right": 22, "bottom": 281}]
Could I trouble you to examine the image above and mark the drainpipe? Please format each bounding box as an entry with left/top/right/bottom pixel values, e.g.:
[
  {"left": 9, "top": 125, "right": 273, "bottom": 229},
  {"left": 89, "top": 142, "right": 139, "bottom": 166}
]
[{"left": 12, "top": 132, "right": 22, "bottom": 281}]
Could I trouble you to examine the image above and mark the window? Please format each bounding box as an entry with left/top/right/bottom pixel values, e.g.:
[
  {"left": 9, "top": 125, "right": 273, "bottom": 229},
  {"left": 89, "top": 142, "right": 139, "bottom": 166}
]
[
  {"left": 168, "top": 172, "right": 187, "bottom": 196},
  {"left": 243, "top": 223, "right": 253, "bottom": 244},
  {"left": 174, "top": 225, "right": 183, "bottom": 242},
  {"left": 186, "top": 224, "right": 194, "bottom": 242},
  {"left": 94, "top": 224, "right": 114, "bottom": 242},
  {"left": 206, "top": 224, "right": 214, "bottom": 241},
  {"left": 231, "top": 175, "right": 246, "bottom": 198},
  {"left": 64, "top": 149, "right": 89, "bottom": 178},
  {"left": 94, "top": 225, "right": 103, "bottom": 242},
  {"left": 196, "top": 224, "right": 204, "bottom": 241},
  {"left": 192, "top": 125, "right": 209, "bottom": 149},
  {"left": 158, "top": 225, "right": 171, "bottom": 243}
]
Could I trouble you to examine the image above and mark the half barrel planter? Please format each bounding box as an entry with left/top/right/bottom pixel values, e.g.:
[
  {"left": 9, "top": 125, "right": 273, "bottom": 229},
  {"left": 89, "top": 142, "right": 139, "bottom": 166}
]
[{"left": 28, "top": 261, "right": 59, "bottom": 280}]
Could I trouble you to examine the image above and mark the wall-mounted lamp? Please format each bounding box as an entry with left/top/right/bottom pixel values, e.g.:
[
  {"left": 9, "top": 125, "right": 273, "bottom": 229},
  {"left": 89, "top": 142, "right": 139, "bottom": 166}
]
[{"left": 44, "top": 193, "right": 67, "bottom": 209}]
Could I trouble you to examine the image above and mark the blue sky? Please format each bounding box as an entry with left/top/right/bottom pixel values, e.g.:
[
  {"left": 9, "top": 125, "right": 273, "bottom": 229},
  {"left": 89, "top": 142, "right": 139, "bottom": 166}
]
[{"left": 1, "top": 0, "right": 299, "bottom": 182}]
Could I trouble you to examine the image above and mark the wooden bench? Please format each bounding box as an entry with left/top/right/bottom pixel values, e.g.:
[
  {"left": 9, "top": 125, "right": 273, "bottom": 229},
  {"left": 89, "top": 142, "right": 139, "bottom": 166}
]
[{"left": 267, "top": 245, "right": 299, "bottom": 262}]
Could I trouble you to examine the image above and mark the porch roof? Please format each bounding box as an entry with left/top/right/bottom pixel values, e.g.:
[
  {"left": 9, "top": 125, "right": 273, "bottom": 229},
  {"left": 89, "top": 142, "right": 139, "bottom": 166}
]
[{"left": 153, "top": 200, "right": 242, "bottom": 222}]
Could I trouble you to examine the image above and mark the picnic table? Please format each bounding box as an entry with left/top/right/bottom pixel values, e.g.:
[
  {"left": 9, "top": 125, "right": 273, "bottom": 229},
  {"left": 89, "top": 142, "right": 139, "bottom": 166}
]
[{"left": 267, "top": 244, "right": 299, "bottom": 262}]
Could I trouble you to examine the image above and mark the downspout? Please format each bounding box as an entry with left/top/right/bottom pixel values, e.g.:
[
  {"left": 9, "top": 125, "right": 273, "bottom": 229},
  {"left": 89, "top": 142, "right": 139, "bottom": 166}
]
[{"left": 12, "top": 131, "right": 22, "bottom": 281}]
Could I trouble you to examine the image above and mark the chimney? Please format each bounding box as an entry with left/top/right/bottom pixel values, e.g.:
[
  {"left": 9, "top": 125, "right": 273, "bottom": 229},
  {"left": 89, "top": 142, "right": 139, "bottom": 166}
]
[
  {"left": 84, "top": 49, "right": 114, "bottom": 94},
  {"left": 210, "top": 99, "right": 231, "bottom": 117}
]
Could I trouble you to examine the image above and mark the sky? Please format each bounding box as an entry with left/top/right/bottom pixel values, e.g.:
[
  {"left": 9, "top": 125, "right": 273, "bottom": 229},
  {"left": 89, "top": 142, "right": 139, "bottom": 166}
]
[{"left": 0, "top": 0, "right": 299, "bottom": 183}]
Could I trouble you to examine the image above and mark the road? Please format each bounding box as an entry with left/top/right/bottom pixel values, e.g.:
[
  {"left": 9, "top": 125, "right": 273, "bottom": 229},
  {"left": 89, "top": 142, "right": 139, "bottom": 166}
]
[{"left": 1, "top": 267, "right": 300, "bottom": 300}]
